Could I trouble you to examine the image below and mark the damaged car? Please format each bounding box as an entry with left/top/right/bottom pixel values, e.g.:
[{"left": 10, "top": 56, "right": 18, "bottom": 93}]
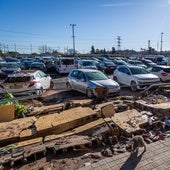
[
  {"left": 66, "top": 69, "right": 120, "bottom": 98},
  {"left": 0, "top": 70, "right": 54, "bottom": 96}
]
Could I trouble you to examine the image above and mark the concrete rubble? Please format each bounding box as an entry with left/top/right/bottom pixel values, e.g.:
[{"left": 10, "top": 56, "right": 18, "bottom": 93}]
[{"left": 0, "top": 94, "right": 170, "bottom": 169}]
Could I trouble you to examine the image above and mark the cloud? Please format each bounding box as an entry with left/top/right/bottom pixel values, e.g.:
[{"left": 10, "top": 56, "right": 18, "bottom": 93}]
[{"left": 101, "top": 2, "right": 133, "bottom": 7}]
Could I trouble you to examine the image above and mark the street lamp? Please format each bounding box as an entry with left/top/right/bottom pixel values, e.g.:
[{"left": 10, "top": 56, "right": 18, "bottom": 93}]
[
  {"left": 70, "top": 24, "right": 76, "bottom": 56},
  {"left": 160, "top": 32, "right": 163, "bottom": 53}
]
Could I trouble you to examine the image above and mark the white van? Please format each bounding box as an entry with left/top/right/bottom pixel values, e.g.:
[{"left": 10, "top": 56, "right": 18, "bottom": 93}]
[
  {"left": 56, "top": 57, "right": 76, "bottom": 74},
  {"left": 144, "top": 55, "right": 167, "bottom": 65}
]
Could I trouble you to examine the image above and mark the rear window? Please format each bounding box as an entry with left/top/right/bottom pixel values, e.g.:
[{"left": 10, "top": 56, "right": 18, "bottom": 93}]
[
  {"left": 5, "top": 76, "right": 32, "bottom": 83},
  {"left": 3, "top": 63, "right": 19, "bottom": 68},
  {"left": 61, "top": 59, "right": 74, "bottom": 65},
  {"left": 164, "top": 68, "right": 170, "bottom": 73}
]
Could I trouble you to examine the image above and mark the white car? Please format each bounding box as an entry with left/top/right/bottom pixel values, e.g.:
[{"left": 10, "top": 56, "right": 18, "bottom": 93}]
[
  {"left": 146, "top": 65, "right": 170, "bottom": 82},
  {"left": 113, "top": 65, "right": 160, "bottom": 91},
  {"left": 77, "top": 60, "right": 97, "bottom": 69},
  {"left": 0, "top": 70, "right": 54, "bottom": 95}
]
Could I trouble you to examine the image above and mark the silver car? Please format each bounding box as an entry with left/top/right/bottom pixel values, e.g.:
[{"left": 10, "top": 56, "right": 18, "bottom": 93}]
[{"left": 66, "top": 69, "right": 120, "bottom": 98}]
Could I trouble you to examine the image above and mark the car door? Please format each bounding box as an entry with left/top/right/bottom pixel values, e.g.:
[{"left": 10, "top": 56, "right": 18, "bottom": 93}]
[
  {"left": 76, "top": 71, "right": 87, "bottom": 93},
  {"left": 36, "top": 71, "right": 49, "bottom": 89},
  {"left": 117, "top": 67, "right": 129, "bottom": 84},
  {"left": 121, "top": 67, "right": 132, "bottom": 85},
  {"left": 151, "top": 67, "right": 162, "bottom": 78},
  {"left": 69, "top": 70, "right": 79, "bottom": 90}
]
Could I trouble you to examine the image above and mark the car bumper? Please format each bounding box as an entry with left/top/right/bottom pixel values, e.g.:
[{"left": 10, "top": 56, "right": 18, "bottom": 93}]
[{"left": 137, "top": 81, "right": 161, "bottom": 90}]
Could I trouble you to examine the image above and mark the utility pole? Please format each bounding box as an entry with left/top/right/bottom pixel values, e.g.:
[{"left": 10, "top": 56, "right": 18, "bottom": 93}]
[
  {"left": 3, "top": 44, "right": 6, "bottom": 54},
  {"left": 70, "top": 24, "right": 76, "bottom": 56},
  {"left": 160, "top": 32, "right": 163, "bottom": 53},
  {"left": 14, "top": 43, "right": 16, "bottom": 52},
  {"left": 148, "top": 40, "right": 150, "bottom": 49},
  {"left": 14, "top": 43, "right": 17, "bottom": 57},
  {"left": 157, "top": 42, "right": 159, "bottom": 52},
  {"left": 30, "top": 44, "right": 32, "bottom": 54},
  {"left": 117, "top": 36, "right": 121, "bottom": 51}
]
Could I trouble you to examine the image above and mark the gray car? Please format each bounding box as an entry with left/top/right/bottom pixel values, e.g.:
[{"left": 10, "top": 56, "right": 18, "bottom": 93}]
[{"left": 66, "top": 69, "right": 120, "bottom": 98}]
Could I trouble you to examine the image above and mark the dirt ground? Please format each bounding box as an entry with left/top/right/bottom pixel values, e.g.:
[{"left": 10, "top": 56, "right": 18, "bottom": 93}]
[{"left": 1, "top": 75, "right": 170, "bottom": 170}]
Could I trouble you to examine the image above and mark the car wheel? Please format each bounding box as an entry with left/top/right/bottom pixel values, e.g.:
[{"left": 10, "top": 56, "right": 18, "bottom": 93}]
[
  {"left": 37, "top": 87, "right": 44, "bottom": 96},
  {"left": 66, "top": 82, "right": 72, "bottom": 91},
  {"left": 50, "top": 81, "right": 54, "bottom": 89},
  {"left": 131, "top": 81, "right": 137, "bottom": 91},
  {"left": 86, "top": 89, "right": 94, "bottom": 98},
  {"left": 113, "top": 76, "right": 118, "bottom": 82}
]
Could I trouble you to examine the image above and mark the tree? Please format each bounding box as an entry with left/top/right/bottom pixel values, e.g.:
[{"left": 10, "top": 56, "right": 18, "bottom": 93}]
[
  {"left": 111, "top": 47, "right": 116, "bottom": 54},
  {"left": 0, "top": 50, "right": 3, "bottom": 57},
  {"left": 95, "top": 49, "right": 100, "bottom": 54},
  {"left": 91, "top": 45, "right": 95, "bottom": 54}
]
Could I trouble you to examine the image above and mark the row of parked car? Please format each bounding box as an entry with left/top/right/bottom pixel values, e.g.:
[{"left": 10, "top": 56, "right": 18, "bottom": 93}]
[
  {"left": 66, "top": 56, "right": 170, "bottom": 97},
  {"left": 0, "top": 55, "right": 170, "bottom": 98},
  {"left": 0, "top": 56, "right": 59, "bottom": 74}
]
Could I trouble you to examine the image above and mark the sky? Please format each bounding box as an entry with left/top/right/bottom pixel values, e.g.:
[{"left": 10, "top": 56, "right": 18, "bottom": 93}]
[{"left": 0, "top": 0, "right": 170, "bottom": 54}]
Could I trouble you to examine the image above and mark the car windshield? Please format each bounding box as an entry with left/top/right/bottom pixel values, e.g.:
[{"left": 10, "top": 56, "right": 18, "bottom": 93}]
[
  {"left": 3, "top": 63, "right": 19, "bottom": 68},
  {"left": 105, "top": 62, "right": 115, "bottom": 66},
  {"left": 31, "top": 64, "right": 44, "bottom": 68},
  {"left": 85, "top": 71, "right": 108, "bottom": 80},
  {"left": 83, "top": 61, "right": 94, "bottom": 66},
  {"left": 134, "top": 61, "right": 143, "bottom": 64},
  {"left": 130, "top": 67, "right": 148, "bottom": 75},
  {"left": 116, "top": 61, "right": 126, "bottom": 65},
  {"left": 164, "top": 68, "right": 170, "bottom": 73}
]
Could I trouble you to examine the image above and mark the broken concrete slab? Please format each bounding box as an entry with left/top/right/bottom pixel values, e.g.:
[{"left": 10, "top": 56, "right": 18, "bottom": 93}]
[
  {"left": 0, "top": 117, "right": 37, "bottom": 147},
  {"left": 101, "top": 103, "right": 115, "bottom": 118},
  {"left": 20, "top": 107, "right": 99, "bottom": 142},
  {"left": 29, "top": 103, "right": 65, "bottom": 116},
  {"left": 111, "top": 109, "right": 148, "bottom": 135},
  {"left": 135, "top": 100, "right": 170, "bottom": 117},
  {"left": 44, "top": 118, "right": 107, "bottom": 143}
]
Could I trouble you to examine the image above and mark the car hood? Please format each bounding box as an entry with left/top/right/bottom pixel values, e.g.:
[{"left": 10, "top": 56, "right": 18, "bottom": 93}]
[
  {"left": 82, "top": 66, "right": 96, "bottom": 69},
  {"left": 133, "top": 74, "right": 159, "bottom": 79},
  {"left": 90, "top": 79, "right": 119, "bottom": 87}
]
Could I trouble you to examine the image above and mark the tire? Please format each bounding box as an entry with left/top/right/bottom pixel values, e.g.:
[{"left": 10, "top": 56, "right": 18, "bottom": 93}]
[
  {"left": 66, "top": 82, "right": 72, "bottom": 91},
  {"left": 50, "top": 81, "right": 54, "bottom": 89},
  {"left": 36, "top": 87, "right": 44, "bottom": 96},
  {"left": 131, "top": 81, "right": 137, "bottom": 91},
  {"left": 113, "top": 76, "right": 118, "bottom": 82},
  {"left": 86, "top": 89, "right": 94, "bottom": 98}
]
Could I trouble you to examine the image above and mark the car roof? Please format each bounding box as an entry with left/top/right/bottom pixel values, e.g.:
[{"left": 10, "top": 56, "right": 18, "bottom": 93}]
[
  {"left": 4, "top": 62, "right": 19, "bottom": 64},
  {"left": 80, "top": 59, "right": 94, "bottom": 62},
  {"left": 117, "top": 65, "right": 142, "bottom": 68},
  {"left": 72, "top": 69, "right": 100, "bottom": 72},
  {"left": 31, "top": 62, "right": 45, "bottom": 65},
  {"left": 7, "top": 70, "right": 40, "bottom": 77},
  {"left": 153, "top": 65, "right": 170, "bottom": 68},
  {"left": 59, "top": 57, "right": 75, "bottom": 59}
]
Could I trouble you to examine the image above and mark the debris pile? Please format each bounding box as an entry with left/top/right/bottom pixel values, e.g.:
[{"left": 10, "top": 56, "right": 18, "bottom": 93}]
[
  {"left": 142, "top": 94, "right": 168, "bottom": 104},
  {"left": 0, "top": 95, "right": 170, "bottom": 169}
]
